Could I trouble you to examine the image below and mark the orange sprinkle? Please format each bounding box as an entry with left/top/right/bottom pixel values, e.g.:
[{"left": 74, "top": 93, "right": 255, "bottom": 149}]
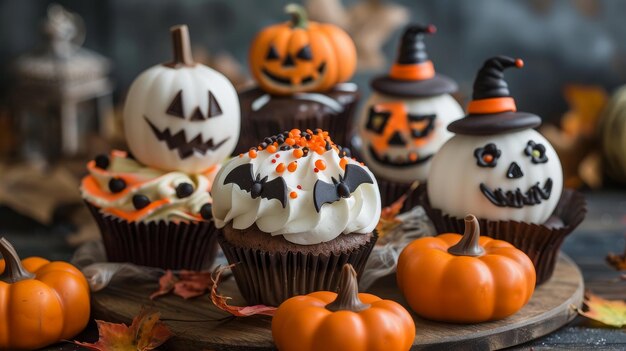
[
  {"left": 290, "top": 128, "right": 301, "bottom": 136},
  {"left": 314, "top": 146, "right": 325, "bottom": 155},
  {"left": 276, "top": 163, "right": 286, "bottom": 173},
  {"left": 339, "top": 158, "right": 348, "bottom": 170},
  {"left": 238, "top": 153, "right": 243, "bottom": 158},
  {"left": 409, "top": 153, "right": 418, "bottom": 162},
  {"left": 285, "top": 138, "right": 295, "bottom": 145},
  {"left": 248, "top": 149, "right": 257, "bottom": 158},
  {"left": 288, "top": 161, "right": 298, "bottom": 172},
  {"left": 360, "top": 162, "right": 365, "bottom": 166},
  {"left": 267, "top": 145, "right": 277, "bottom": 153},
  {"left": 290, "top": 191, "right": 298, "bottom": 199},
  {"left": 315, "top": 159, "right": 326, "bottom": 170},
  {"left": 293, "top": 149, "right": 304, "bottom": 158},
  {"left": 483, "top": 154, "right": 494, "bottom": 163}
]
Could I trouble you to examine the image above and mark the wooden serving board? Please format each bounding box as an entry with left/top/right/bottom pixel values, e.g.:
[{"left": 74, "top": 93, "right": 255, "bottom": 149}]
[{"left": 92, "top": 253, "right": 584, "bottom": 351}]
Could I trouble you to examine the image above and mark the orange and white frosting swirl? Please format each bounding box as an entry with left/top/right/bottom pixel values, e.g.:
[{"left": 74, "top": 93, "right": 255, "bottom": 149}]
[{"left": 81, "top": 150, "right": 217, "bottom": 223}]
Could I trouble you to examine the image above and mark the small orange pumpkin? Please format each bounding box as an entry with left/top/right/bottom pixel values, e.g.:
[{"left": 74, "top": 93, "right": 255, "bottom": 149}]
[
  {"left": 0, "top": 237, "right": 91, "bottom": 350},
  {"left": 397, "top": 215, "right": 536, "bottom": 323},
  {"left": 249, "top": 3, "right": 357, "bottom": 96},
  {"left": 272, "top": 264, "right": 415, "bottom": 351}
]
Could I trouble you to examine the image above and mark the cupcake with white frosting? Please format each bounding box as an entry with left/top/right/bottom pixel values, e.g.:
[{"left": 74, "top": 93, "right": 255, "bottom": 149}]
[
  {"left": 81, "top": 150, "right": 219, "bottom": 269},
  {"left": 212, "top": 128, "right": 381, "bottom": 306}
]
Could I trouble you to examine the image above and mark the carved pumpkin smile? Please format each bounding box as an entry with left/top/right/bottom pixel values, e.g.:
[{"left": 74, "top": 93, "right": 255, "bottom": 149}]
[
  {"left": 144, "top": 117, "right": 229, "bottom": 159},
  {"left": 480, "top": 178, "right": 553, "bottom": 208},
  {"left": 262, "top": 61, "right": 327, "bottom": 87}
]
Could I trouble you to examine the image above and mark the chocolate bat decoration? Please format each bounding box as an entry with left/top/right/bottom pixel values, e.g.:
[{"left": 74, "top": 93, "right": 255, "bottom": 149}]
[
  {"left": 223, "top": 163, "right": 287, "bottom": 208},
  {"left": 313, "top": 164, "right": 374, "bottom": 212}
]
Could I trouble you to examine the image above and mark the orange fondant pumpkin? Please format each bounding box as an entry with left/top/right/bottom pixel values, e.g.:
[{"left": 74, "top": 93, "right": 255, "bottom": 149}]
[
  {"left": 249, "top": 4, "right": 356, "bottom": 96},
  {"left": 272, "top": 264, "right": 415, "bottom": 351},
  {"left": 0, "top": 238, "right": 90, "bottom": 350},
  {"left": 397, "top": 215, "right": 536, "bottom": 323}
]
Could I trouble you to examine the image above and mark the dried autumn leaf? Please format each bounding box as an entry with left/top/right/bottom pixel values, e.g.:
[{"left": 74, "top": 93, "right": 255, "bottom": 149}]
[
  {"left": 376, "top": 181, "right": 419, "bottom": 238},
  {"left": 73, "top": 309, "right": 173, "bottom": 351},
  {"left": 606, "top": 234, "right": 626, "bottom": 271},
  {"left": 150, "top": 270, "right": 213, "bottom": 300},
  {"left": 210, "top": 264, "right": 276, "bottom": 317},
  {"left": 577, "top": 292, "right": 626, "bottom": 328}
]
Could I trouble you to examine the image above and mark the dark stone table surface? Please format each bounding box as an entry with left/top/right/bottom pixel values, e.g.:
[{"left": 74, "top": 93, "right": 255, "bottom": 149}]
[{"left": 1, "top": 190, "right": 625, "bottom": 350}]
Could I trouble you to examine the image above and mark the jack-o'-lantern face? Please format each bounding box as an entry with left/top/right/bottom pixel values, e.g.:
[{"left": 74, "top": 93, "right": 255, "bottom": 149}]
[
  {"left": 357, "top": 92, "right": 463, "bottom": 183},
  {"left": 259, "top": 39, "right": 327, "bottom": 92},
  {"left": 427, "top": 129, "right": 564, "bottom": 224}
]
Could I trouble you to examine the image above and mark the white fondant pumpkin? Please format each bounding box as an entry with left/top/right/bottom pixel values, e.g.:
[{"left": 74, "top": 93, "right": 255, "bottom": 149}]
[
  {"left": 123, "top": 25, "right": 240, "bottom": 173},
  {"left": 357, "top": 92, "right": 463, "bottom": 183},
  {"left": 427, "top": 129, "right": 563, "bottom": 223}
]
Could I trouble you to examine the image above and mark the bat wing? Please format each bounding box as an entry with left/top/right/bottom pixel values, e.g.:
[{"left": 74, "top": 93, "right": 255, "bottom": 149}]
[
  {"left": 313, "top": 180, "right": 340, "bottom": 212},
  {"left": 343, "top": 164, "right": 374, "bottom": 193},
  {"left": 223, "top": 164, "right": 255, "bottom": 192},
  {"left": 260, "top": 176, "right": 288, "bottom": 208}
]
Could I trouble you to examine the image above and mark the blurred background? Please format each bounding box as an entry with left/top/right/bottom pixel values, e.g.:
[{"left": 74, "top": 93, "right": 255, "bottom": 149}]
[{"left": 0, "top": 0, "right": 624, "bottom": 259}]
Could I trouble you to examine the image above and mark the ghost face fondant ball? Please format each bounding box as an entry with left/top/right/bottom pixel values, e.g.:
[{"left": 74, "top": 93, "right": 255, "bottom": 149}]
[
  {"left": 427, "top": 129, "right": 563, "bottom": 224},
  {"left": 357, "top": 92, "right": 463, "bottom": 183},
  {"left": 123, "top": 25, "right": 240, "bottom": 174}
]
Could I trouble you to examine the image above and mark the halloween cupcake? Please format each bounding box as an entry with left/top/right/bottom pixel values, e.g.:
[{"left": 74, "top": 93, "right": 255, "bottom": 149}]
[
  {"left": 81, "top": 25, "right": 240, "bottom": 270},
  {"left": 352, "top": 24, "right": 463, "bottom": 210},
  {"left": 236, "top": 4, "right": 359, "bottom": 153},
  {"left": 423, "top": 56, "right": 586, "bottom": 284},
  {"left": 212, "top": 129, "right": 381, "bottom": 306}
]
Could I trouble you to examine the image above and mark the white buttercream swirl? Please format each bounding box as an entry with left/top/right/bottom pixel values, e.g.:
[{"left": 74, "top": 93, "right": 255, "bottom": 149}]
[
  {"left": 212, "top": 149, "right": 381, "bottom": 245},
  {"left": 80, "top": 152, "right": 216, "bottom": 222}
]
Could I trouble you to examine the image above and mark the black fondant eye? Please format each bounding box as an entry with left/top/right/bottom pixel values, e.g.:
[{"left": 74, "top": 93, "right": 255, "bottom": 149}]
[
  {"left": 408, "top": 113, "right": 436, "bottom": 138},
  {"left": 266, "top": 46, "right": 280, "bottom": 60},
  {"left": 524, "top": 140, "right": 548, "bottom": 164},
  {"left": 366, "top": 107, "right": 391, "bottom": 134},
  {"left": 207, "top": 91, "right": 223, "bottom": 118},
  {"left": 474, "top": 143, "right": 501, "bottom": 168},
  {"left": 166, "top": 90, "right": 185, "bottom": 118},
  {"left": 296, "top": 45, "right": 312, "bottom": 61}
]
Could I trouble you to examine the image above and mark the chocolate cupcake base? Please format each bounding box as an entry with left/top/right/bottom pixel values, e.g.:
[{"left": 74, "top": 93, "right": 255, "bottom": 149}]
[
  {"left": 421, "top": 188, "right": 586, "bottom": 285},
  {"left": 85, "top": 202, "right": 219, "bottom": 270},
  {"left": 217, "top": 226, "right": 377, "bottom": 306}
]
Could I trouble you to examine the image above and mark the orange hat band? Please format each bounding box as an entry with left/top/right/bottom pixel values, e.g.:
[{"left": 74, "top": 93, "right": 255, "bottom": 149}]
[
  {"left": 467, "top": 97, "right": 517, "bottom": 115},
  {"left": 389, "top": 61, "right": 435, "bottom": 81}
]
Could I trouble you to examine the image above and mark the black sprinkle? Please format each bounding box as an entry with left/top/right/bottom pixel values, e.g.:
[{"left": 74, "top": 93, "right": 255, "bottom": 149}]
[
  {"left": 276, "top": 137, "right": 285, "bottom": 145},
  {"left": 293, "top": 145, "right": 300, "bottom": 149},
  {"left": 176, "top": 183, "right": 194, "bottom": 198},
  {"left": 132, "top": 194, "right": 151, "bottom": 210},
  {"left": 280, "top": 145, "right": 291, "bottom": 151},
  {"left": 305, "top": 134, "right": 312, "bottom": 140},
  {"left": 325, "top": 141, "right": 331, "bottom": 150},
  {"left": 94, "top": 154, "right": 109, "bottom": 169},
  {"left": 108, "top": 178, "right": 126, "bottom": 193},
  {"left": 250, "top": 147, "right": 258, "bottom": 151},
  {"left": 264, "top": 137, "right": 273, "bottom": 144},
  {"left": 343, "top": 148, "right": 352, "bottom": 158},
  {"left": 260, "top": 142, "right": 268, "bottom": 149},
  {"left": 200, "top": 203, "right": 213, "bottom": 220}
]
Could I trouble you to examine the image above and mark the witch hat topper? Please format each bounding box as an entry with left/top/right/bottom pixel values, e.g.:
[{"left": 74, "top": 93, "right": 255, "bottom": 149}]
[
  {"left": 448, "top": 55, "right": 542, "bottom": 135},
  {"left": 371, "top": 23, "right": 457, "bottom": 98}
]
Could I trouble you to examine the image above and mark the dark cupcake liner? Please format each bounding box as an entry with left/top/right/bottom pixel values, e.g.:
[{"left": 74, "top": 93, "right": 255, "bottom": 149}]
[
  {"left": 217, "top": 230, "right": 378, "bottom": 307},
  {"left": 235, "top": 88, "right": 360, "bottom": 154},
  {"left": 85, "top": 201, "right": 219, "bottom": 270},
  {"left": 421, "top": 188, "right": 587, "bottom": 285}
]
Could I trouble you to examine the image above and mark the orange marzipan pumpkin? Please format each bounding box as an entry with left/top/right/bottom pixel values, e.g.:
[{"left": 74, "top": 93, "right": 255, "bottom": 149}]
[
  {"left": 249, "top": 3, "right": 357, "bottom": 96},
  {"left": 0, "top": 238, "right": 90, "bottom": 350},
  {"left": 397, "top": 214, "right": 536, "bottom": 323},
  {"left": 272, "top": 264, "right": 415, "bottom": 351}
]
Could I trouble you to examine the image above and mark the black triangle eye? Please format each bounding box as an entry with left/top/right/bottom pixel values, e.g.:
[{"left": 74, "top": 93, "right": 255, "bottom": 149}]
[
  {"left": 266, "top": 46, "right": 280, "bottom": 60},
  {"left": 207, "top": 91, "right": 223, "bottom": 118},
  {"left": 166, "top": 90, "right": 185, "bottom": 118},
  {"left": 296, "top": 45, "right": 312, "bottom": 61}
]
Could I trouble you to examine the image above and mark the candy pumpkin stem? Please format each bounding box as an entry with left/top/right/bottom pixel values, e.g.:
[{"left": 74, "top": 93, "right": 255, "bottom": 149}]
[
  {"left": 0, "top": 237, "right": 35, "bottom": 283},
  {"left": 166, "top": 24, "right": 195, "bottom": 68},
  {"left": 447, "top": 215, "right": 485, "bottom": 257},
  {"left": 285, "top": 4, "right": 309, "bottom": 29},
  {"left": 325, "top": 264, "right": 370, "bottom": 312}
]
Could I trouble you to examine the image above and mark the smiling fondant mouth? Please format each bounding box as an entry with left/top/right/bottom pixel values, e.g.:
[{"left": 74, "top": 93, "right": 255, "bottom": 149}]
[
  {"left": 480, "top": 178, "right": 553, "bottom": 208},
  {"left": 262, "top": 62, "right": 326, "bottom": 86},
  {"left": 368, "top": 145, "right": 433, "bottom": 168},
  {"left": 144, "top": 116, "right": 229, "bottom": 159}
]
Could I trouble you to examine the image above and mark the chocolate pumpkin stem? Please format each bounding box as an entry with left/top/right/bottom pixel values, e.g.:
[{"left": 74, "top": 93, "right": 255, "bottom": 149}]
[
  {"left": 447, "top": 215, "right": 485, "bottom": 257},
  {"left": 167, "top": 24, "right": 195, "bottom": 67},
  {"left": 285, "top": 4, "right": 309, "bottom": 29},
  {"left": 0, "top": 237, "right": 35, "bottom": 283},
  {"left": 326, "top": 264, "right": 370, "bottom": 312}
]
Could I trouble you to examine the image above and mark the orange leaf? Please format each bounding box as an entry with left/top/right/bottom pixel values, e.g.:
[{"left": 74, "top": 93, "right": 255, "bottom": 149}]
[
  {"left": 376, "top": 181, "right": 419, "bottom": 238},
  {"left": 73, "top": 309, "right": 173, "bottom": 351},
  {"left": 210, "top": 264, "right": 277, "bottom": 317},
  {"left": 577, "top": 292, "right": 626, "bottom": 328},
  {"left": 150, "top": 270, "right": 213, "bottom": 300}
]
